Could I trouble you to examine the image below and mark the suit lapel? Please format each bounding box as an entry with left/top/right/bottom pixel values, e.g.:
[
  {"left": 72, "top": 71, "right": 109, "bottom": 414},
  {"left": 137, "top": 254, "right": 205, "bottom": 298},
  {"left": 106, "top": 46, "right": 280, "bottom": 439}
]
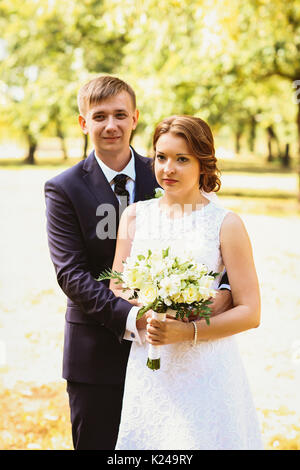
[
  {"left": 82, "top": 148, "right": 157, "bottom": 214},
  {"left": 82, "top": 150, "right": 119, "bottom": 212},
  {"left": 133, "top": 149, "right": 157, "bottom": 202}
]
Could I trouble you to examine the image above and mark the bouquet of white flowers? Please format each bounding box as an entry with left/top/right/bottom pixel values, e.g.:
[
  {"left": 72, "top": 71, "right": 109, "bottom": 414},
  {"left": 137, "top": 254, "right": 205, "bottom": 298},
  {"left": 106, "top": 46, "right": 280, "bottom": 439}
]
[{"left": 98, "top": 247, "right": 219, "bottom": 370}]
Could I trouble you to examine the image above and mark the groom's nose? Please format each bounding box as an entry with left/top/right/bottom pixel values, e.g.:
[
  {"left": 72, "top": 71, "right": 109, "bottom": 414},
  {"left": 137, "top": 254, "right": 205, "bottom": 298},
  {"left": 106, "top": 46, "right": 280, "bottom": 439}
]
[{"left": 105, "top": 115, "right": 118, "bottom": 132}]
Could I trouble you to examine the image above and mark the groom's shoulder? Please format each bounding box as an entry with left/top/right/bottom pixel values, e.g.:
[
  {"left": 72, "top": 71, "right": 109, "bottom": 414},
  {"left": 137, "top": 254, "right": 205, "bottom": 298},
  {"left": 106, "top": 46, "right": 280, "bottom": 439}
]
[
  {"left": 45, "top": 158, "right": 86, "bottom": 190},
  {"left": 132, "top": 147, "right": 153, "bottom": 168}
]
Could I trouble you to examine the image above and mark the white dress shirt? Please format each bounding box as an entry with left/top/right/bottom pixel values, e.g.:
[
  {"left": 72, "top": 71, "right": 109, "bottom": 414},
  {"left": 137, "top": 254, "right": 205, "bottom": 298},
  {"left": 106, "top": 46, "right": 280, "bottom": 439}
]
[
  {"left": 94, "top": 149, "right": 144, "bottom": 344},
  {"left": 94, "top": 149, "right": 136, "bottom": 204}
]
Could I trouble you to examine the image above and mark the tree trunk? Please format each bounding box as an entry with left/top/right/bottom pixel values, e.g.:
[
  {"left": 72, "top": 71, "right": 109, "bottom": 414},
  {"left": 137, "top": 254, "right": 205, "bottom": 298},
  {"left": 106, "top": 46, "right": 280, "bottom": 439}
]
[
  {"left": 235, "top": 129, "right": 242, "bottom": 155},
  {"left": 267, "top": 128, "right": 274, "bottom": 162},
  {"left": 24, "top": 133, "right": 37, "bottom": 165},
  {"left": 82, "top": 133, "right": 88, "bottom": 159},
  {"left": 56, "top": 119, "right": 68, "bottom": 160},
  {"left": 266, "top": 125, "right": 281, "bottom": 162},
  {"left": 248, "top": 115, "right": 256, "bottom": 153},
  {"left": 281, "top": 143, "right": 291, "bottom": 168}
]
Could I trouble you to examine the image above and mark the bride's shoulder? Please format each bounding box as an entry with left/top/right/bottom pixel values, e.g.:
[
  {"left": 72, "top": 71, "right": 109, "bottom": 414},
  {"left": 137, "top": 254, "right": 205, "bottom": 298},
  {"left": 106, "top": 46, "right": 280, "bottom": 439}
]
[
  {"left": 220, "top": 210, "right": 248, "bottom": 242},
  {"left": 222, "top": 210, "right": 244, "bottom": 226}
]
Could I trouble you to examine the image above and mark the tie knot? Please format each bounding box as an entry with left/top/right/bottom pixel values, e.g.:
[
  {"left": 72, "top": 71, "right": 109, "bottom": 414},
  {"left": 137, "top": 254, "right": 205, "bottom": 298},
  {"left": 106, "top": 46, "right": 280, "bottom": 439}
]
[
  {"left": 113, "top": 174, "right": 130, "bottom": 206},
  {"left": 113, "top": 174, "right": 128, "bottom": 189}
]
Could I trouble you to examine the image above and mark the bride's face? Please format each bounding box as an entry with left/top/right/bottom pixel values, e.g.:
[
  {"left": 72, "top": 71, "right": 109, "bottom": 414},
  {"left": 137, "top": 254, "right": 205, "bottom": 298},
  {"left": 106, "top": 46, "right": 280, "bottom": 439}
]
[{"left": 154, "top": 132, "right": 201, "bottom": 196}]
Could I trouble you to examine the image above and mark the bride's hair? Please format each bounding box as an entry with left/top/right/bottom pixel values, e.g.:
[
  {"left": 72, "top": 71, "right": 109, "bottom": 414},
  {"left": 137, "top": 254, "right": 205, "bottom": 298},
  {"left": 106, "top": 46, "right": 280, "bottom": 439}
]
[{"left": 152, "top": 115, "right": 221, "bottom": 193}]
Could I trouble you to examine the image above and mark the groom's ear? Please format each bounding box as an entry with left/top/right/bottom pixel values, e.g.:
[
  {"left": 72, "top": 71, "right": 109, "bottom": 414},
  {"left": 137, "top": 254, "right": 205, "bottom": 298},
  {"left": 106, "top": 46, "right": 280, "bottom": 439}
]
[
  {"left": 132, "top": 108, "right": 139, "bottom": 131},
  {"left": 79, "top": 115, "right": 88, "bottom": 134}
]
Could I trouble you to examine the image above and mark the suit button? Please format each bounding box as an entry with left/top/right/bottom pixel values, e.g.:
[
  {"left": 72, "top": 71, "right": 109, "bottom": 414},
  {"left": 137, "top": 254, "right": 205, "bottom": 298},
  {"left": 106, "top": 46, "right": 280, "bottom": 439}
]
[{"left": 131, "top": 332, "right": 135, "bottom": 338}]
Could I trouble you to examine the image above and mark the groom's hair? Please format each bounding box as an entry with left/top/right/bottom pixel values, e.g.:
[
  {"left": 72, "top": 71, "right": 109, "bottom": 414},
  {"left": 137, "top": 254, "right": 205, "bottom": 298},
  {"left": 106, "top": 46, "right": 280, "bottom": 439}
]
[
  {"left": 152, "top": 115, "right": 221, "bottom": 193},
  {"left": 77, "top": 75, "right": 136, "bottom": 116}
]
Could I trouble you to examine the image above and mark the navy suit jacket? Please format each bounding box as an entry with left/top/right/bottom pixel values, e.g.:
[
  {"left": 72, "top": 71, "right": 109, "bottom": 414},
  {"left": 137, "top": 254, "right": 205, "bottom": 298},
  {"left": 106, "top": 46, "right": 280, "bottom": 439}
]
[{"left": 45, "top": 148, "right": 158, "bottom": 385}]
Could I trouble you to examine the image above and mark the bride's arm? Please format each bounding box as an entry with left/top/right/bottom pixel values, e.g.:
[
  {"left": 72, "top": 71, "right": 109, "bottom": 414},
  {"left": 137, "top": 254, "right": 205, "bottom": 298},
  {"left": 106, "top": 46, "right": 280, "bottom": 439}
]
[
  {"left": 110, "top": 203, "right": 137, "bottom": 302},
  {"left": 110, "top": 204, "right": 151, "bottom": 332},
  {"left": 146, "top": 212, "right": 261, "bottom": 345}
]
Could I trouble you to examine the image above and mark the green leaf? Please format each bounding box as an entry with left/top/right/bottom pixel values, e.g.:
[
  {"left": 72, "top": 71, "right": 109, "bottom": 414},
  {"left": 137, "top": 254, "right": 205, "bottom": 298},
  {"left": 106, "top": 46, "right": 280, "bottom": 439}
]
[{"left": 96, "top": 269, "right": 123, "bottom": 283}]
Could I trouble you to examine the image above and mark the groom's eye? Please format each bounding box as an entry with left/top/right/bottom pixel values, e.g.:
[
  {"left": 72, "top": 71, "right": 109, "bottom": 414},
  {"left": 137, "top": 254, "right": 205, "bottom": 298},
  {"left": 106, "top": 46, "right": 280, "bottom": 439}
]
[{"left": 94, "top": 114, "right": 105, "bottom": 121}]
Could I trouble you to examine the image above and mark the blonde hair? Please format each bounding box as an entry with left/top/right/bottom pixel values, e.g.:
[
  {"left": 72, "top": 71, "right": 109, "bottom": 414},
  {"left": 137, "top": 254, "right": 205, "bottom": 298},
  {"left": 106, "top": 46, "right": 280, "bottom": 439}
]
[{"left": 77, "top": 75, "right": 136, "bottom": 117}]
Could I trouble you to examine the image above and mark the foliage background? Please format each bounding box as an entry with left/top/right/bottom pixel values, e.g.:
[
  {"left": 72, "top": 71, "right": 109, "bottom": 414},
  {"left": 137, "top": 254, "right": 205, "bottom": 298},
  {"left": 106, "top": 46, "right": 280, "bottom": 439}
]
[{"left": 0, "top": 0, "right": 300, "bottom": 450}]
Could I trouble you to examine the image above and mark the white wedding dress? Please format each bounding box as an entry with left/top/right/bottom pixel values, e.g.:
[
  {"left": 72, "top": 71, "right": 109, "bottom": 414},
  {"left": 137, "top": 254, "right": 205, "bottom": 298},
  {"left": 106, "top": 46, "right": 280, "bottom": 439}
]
[{"left": 115, "top": 198, "right": 263, "bottom": 450}]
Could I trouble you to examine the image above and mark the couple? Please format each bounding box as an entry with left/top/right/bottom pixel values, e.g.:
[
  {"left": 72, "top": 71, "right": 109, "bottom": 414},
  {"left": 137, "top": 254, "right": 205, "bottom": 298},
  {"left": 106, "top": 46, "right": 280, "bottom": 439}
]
[{"left": 45, "top": 75, "right": 263, "bottom": 450}]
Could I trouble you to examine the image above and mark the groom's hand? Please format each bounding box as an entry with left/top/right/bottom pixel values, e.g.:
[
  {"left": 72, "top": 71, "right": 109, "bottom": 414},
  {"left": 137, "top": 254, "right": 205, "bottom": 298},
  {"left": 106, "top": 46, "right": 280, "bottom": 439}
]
[
  {"left": 209, "top": 289, "right": 233, "bottom": 317},
  {"left": 136, "top": 310, "right": 153, "bottom": 330}
]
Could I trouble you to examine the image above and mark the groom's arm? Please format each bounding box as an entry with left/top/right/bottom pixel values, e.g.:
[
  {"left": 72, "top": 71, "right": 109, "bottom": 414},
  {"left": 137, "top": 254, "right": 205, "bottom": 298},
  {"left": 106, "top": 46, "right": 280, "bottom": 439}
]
[
  {"left": 210, "top": 270, "right": 233, "bottom": 317},
  {"left": 45, "top": 179, "right": 132, "bottom": 343},
  {"left": 219, "top": 270, "right": 231, "bottom": 291}
]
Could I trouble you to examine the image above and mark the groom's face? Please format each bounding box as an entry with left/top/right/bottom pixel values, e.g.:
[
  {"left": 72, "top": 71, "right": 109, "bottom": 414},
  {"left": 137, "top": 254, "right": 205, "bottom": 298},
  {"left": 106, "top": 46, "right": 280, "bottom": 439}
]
[{"left": 79, "top": 91, "right": 139, "bottom": 159}]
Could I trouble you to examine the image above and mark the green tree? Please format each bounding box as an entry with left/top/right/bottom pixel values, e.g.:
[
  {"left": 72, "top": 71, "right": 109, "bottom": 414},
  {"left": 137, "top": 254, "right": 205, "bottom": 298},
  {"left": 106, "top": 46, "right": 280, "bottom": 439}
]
[
  {"left": 0, "top": 0, "right": 128, "bottom": 162},
  {"left": 234, "top": 0, "right": 300, "bottom": 194}
]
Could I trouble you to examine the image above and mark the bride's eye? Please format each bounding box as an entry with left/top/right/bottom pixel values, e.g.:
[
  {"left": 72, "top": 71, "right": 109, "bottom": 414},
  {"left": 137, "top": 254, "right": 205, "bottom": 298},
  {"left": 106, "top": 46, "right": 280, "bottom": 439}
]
[
  {"left": 178, "top": 157, "right": 188, "bottom": 162},
  {"left": 156, "top": 154, "right": 166, "bottom": 160}
]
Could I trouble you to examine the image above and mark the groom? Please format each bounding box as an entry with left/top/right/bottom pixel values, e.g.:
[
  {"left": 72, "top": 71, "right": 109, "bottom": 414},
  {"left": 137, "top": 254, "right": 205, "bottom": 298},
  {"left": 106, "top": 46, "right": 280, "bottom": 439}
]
[{"left": 44, "top": 75, "right": 232, "bottom": 450}]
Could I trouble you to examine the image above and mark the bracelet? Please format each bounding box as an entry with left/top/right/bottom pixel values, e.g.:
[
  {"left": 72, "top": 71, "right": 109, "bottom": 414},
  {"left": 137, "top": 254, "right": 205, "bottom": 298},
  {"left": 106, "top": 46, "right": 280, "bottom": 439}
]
[{"left": 191, "top": 321, "right": 197, "bottom": 347}]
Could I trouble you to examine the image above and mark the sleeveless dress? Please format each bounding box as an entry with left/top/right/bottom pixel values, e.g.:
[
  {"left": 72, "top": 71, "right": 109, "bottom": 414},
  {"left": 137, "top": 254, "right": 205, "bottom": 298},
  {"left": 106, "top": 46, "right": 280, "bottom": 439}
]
[{"left": 115, "top": 198, "right": 263, "bottom": 450}]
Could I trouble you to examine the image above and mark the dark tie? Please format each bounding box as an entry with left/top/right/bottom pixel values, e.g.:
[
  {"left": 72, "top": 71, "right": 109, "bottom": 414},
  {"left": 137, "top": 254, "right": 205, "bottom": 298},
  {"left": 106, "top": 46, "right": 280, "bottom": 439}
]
[{"left": 113, "top": 174, "right": 130, "bottom": 208}]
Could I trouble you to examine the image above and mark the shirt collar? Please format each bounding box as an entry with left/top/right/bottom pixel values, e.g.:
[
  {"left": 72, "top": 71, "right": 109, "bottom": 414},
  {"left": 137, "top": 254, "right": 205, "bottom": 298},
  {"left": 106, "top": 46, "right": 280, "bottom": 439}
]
[{"left": 94, "top": 147, "right": 136, "bottom": 185}]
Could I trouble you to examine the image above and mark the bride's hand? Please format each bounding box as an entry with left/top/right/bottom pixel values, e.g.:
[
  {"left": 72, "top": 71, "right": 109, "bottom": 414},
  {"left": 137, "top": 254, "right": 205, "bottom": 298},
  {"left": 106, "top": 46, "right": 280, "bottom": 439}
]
[{"left": 146, "top": 316, "right": 192, "bottom": 345}]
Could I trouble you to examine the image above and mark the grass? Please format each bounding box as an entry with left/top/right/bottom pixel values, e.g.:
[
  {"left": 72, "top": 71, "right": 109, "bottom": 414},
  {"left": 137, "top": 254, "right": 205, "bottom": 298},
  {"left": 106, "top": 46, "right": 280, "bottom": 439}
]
[{"left": 219, "top": 195, "right": 300, "bottom": 218}]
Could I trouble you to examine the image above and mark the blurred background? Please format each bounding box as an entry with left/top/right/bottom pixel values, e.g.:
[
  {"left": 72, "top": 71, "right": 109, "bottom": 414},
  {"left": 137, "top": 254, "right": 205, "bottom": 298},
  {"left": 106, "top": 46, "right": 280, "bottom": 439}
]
[{"left": 0, "top": 0, "right": 300, "bottom": 450}]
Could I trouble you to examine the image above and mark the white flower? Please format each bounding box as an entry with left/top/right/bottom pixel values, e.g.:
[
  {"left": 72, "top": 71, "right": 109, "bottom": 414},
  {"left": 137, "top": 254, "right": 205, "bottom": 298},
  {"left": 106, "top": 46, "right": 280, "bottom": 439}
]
[
  {"left": 199, "top": 275, "right": 214, "bottom": 289},
  {"left": 159, "top": 275, "right": 181, "bottom": 299},
  {"left": 149, "top": 259, "right": 167, "bottom": 277},
  {"left": 182, "top": 285, "right": 199, "bottom": 303},
  {"left": 122, "top": 267, "right": 142, "bottom": 290},
  {"left": 138, "top": 284, "right": 158, "bottom": 304}
]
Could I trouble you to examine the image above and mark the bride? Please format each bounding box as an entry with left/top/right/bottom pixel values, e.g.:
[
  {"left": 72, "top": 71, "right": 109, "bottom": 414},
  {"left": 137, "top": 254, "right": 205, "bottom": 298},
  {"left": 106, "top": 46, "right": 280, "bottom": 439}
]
[{"left": 110, "top": 115, "right": 263, "bottom": 450}]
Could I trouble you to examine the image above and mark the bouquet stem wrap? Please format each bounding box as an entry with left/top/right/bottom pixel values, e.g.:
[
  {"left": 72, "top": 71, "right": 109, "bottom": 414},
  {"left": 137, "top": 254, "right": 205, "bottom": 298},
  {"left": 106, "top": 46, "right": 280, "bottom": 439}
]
[{"left": 147, "top": 311, "right": 166, "bottom": 371}]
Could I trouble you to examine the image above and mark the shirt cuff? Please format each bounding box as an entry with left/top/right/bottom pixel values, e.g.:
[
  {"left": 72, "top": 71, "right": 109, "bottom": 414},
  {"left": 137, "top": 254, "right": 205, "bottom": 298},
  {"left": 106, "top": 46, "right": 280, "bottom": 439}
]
[
  {"left": 219, "top": 283, "right": 231, "bottom": 291},
  {"left": 123, "top": 306, "right": 145, "bottom": 345}
]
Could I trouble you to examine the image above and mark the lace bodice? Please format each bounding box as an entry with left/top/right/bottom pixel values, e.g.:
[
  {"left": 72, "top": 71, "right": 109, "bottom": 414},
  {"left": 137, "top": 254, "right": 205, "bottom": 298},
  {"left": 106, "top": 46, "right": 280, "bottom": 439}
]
[{"left": 131, "top": 198, "right": 229, "bottom": 288}]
